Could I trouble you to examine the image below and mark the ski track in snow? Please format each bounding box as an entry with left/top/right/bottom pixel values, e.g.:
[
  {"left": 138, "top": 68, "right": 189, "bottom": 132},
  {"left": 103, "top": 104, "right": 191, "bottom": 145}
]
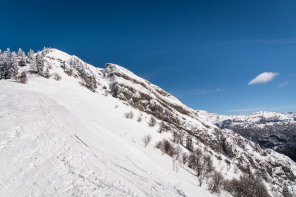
[{"left": 0, "top": 80, "right": 214, "bottom": 197}]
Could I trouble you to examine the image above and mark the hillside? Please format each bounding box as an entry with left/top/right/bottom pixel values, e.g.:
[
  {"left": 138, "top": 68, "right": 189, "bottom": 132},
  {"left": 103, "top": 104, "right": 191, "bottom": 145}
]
[{"left": 0, "top": 48, "right": 295, "bottom": 196}]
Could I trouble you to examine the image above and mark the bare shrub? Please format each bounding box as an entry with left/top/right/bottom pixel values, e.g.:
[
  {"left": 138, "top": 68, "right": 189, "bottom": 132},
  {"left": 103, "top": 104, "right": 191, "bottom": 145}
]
[
  {"left": 16, "top": 71, "right": 28, "bottom": 84},
  {"left": 158, "top": 121, "right": 171, "bottom": 133},
  {"left": 64, "top": 68, "right": 73, "bottom": 76},
  {"left": 142, "top": 134, "right": 152, "bottom": 147},
  {"left": 148, "top": 116, "right": 156, "bottom": 127},
  {"left": 124, "top": 111, "right": 134, "bottom": 119},
  {"left": 224, "top": 175, "right": 270, "bottom": 197},
  {"left": 208, "top": 171, "right": 224, "bottom": 194},
  {"left": 137, "top": 116, "right": 142, "bottom": 122},
  {"left": 155, "top": 141, "right": 162, "bottom": 149},
  {"left": 155, "top": 139, "right": 175, "bottom": 156},
  {"left": 53, "top": 72, "right": 62, "bottom": 81},
  {"left": 162, "top": 139, "right": 175, "bottom": 156}
]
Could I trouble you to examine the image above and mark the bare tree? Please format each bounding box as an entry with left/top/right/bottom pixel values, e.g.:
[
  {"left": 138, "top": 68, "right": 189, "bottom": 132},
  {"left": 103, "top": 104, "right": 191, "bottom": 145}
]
[
  {"left": 182, "top": 152, "right": 188, "bottom": 166},
  {"left": 174, "top": 144, "right": 182, "bottom": 159},
  {"left": 142, "top": 134, "right": 152, "bottom": 147},
  {"left": 173, "top": 153, "right": 183, "bottom": 172},
  {"left": 172, "top": 144, "right": 183, "bottom": 172},
  {"left": 197, "top": 155, "right": 214, "bottom": 186},
  {"left": 224, "top": 175, "right": 270, "bottom": 197},
  {"left": 186, "top": 136, "right": 193, "bottom": 151},
  {"left": 208, "top": 171, "right": 224, "bottom": 194}
]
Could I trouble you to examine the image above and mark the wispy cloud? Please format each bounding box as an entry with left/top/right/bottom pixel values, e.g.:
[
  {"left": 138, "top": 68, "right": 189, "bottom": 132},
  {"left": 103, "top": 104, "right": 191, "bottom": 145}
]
[
  {"left": 248, "top": 72, "right": 279, "bottom": 85},
  {"left": 277, "top": 81, "right": 289, "bottom": 88},
  {"left": 215, "top": 88, "right": 224, "bottom": 92},
  {"left": 193, "top": 89, "right": 209, "bottom": 95},
  {"left": 178, "top": 88, "right": 225, "bottom": 97}
]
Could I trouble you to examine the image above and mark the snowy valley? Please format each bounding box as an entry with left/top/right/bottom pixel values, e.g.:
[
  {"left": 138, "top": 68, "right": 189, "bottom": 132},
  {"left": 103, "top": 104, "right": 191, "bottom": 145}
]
[{"left": 0, "top": 48, "right": 295, "bottom": 197}]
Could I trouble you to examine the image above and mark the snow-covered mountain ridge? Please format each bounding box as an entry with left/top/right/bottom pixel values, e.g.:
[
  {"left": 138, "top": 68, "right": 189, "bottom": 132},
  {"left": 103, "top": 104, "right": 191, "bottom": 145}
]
[
  {"left": 0, "top": 48, "right": 295, "bottom": 196},
  {"left": 197, "top": 110, "right": 296, "bottom": 127}
]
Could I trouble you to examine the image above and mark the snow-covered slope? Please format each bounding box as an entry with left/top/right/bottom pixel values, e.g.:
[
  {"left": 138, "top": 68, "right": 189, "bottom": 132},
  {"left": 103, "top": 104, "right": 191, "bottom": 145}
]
[
  {"left": 0, "top": 74, "right": 213, "bottom": 196},
  {"left": 1, "top": 48, "right": 295, "bottom": 196}
]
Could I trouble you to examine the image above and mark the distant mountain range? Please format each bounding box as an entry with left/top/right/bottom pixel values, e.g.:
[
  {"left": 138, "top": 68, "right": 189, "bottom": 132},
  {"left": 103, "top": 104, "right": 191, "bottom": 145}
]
[{"left": 197, "top": 110, "right": 296, "bottom": 162}]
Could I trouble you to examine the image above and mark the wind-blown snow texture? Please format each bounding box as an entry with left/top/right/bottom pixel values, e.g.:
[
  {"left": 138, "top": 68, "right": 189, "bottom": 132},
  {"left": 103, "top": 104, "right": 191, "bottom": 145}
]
[{"left": 1, "top": 48, "right": 295, "bottom": 196}]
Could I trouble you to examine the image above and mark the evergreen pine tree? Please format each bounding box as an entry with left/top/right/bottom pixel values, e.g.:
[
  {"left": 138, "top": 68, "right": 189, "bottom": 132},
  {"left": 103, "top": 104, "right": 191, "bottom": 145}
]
[
  {"left": 10, "top": 52, "right": 19, "bottom": 78},
  {"left": 0, "top": 49, "right": 11, "bottom": 79},
  {"left": 36, "top": 54, "right": 44, "bottom": 75},
  {"left": 17, "top": 48, "right": 23, "bottom": 57}
]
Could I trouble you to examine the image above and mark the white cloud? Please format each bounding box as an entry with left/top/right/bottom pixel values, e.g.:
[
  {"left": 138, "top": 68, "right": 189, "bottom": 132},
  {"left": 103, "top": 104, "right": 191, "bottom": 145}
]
[
  {"left": 215, "top": 88, "right": 224, "bottom": 92},
  {"left": 277, "top": 81, "right": 288, "bottom": 88},
  {"left": 248, "top": 72, "right": 279, "bottom": 85},
  {"left": 182, "top": 88, "right": 224, "bottom": 96}
]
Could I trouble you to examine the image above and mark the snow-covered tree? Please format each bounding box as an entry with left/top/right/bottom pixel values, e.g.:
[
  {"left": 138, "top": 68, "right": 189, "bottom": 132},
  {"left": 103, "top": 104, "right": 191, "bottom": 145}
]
[
  {"left": 36, "top": 54, "right": 44, "bottom": 75},
  {"left": 27, "top": 49, "right": 34, "bottom": 63},
  {"left": 0, "top": 49, "right": 18, "bottom": 79},
  {"left": 17, "top": 48, "right": 23, "bottom": 57},
  {"left": 19, "top": 51, "right": 26, "bottom": 67},
  {"left": 10, "top": 52, "right": 19, "bottom": 78}
]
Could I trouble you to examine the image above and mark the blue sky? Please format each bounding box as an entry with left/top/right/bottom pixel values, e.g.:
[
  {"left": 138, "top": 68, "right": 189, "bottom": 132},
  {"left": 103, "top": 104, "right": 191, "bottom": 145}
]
[{"left": 1, "top": 0, "right": 296, "bottom": 114}]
